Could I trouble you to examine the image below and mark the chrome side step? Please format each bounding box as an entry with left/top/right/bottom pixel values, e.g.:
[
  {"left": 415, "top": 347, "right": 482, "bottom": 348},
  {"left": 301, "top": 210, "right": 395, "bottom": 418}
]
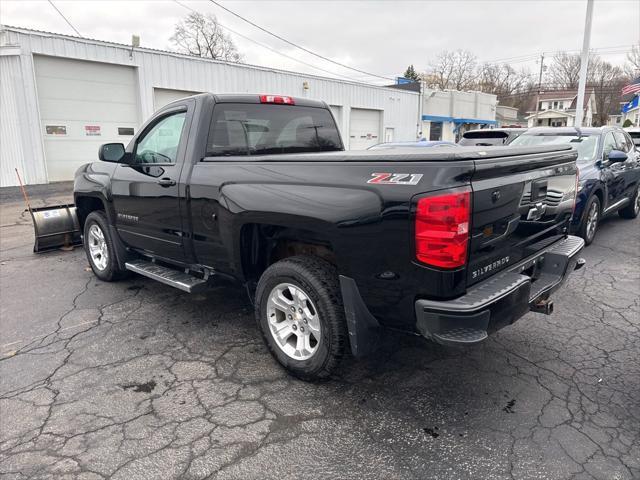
[{"left": 125, "top": 259, "right": 207, "bottom": 293}]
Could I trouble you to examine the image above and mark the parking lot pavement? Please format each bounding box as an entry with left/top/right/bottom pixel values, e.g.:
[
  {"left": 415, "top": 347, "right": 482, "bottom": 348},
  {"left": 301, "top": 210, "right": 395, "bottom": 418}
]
[{"left": 0, "top": 184, "right": 638, "bottom": 480}]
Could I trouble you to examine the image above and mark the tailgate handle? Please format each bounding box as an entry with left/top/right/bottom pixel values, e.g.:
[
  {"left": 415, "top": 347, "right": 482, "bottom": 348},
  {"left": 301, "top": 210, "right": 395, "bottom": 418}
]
[
  {"left": 531, "top": 180, "right": 548, "bottom": 202},
  {"left": 480, "top": 216, "right": 520, "bottom": 247}
]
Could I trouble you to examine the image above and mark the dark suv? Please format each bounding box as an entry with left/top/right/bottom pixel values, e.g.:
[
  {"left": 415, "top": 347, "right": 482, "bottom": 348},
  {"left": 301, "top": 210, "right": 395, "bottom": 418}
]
[
  {"left": 511, "top": 127, "right": 640, "bottom": 244},
  {"left": 458, "top": 128, "right": 526, "bottom": 146}
]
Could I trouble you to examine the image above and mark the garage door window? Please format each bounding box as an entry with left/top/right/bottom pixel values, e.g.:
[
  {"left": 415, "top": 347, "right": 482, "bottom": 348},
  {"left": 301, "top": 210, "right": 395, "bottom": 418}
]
[{"left": 134, "top": 112, "right": 186, "bottom": 164}]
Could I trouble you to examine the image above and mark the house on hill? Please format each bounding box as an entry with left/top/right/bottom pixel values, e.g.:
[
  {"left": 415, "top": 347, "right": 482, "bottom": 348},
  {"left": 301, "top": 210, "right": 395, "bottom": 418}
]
[{"left": 524, "top": 89, "right": 597, "bottom": 128}]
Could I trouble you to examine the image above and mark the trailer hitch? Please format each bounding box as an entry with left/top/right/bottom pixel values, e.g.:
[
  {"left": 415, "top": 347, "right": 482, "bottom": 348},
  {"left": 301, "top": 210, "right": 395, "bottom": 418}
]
[{"left": 530, "top": 297, "right": 554, "bottom": 315}]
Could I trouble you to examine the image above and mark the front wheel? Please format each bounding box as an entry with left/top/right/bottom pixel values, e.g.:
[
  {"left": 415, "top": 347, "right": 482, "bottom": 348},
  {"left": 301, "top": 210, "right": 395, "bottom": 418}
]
[
  {"left": 618, "top": 187, "right": 640, "bottom": 219},
  {"left": 255, "top": 256, "right": 348, "bottom": 381},
  {"left": 83, "top": 211, "right": 127, "bottom": 281},
  {"left": 579, "top": 196, "right": 600, "bottom": 246}
]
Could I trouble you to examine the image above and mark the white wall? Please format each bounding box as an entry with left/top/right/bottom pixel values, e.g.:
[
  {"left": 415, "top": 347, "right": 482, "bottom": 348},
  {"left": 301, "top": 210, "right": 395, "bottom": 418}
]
[
  {"left": 421, "top": 88, "right": 496, "bottom": 142},
  {"left": 0, "top": 26, "right": 419, "bottom": 186}
]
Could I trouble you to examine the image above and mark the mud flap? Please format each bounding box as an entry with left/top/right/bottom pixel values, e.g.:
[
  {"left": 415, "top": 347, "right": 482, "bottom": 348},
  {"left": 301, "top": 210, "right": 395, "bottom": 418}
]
[{"left": 339, "top": 275, "right": 380, "bottom": 358}]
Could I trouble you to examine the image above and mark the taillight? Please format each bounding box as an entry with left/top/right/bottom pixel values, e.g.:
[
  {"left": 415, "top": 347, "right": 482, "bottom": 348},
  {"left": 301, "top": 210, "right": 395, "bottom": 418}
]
[
  {"left": 415, "top": 189, "right": 471, "bottom": 269},
  {"left": 259, "top": 94, "right": 295, "bottom": 105}
]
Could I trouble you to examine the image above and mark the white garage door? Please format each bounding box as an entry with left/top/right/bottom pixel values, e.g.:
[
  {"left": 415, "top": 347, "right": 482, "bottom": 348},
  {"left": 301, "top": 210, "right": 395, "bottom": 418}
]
[
  {"left": 154, "top": 88, "right": 201, "bottom": 111},
  {"left": 34, "top": 56, "right": 138, "bottom": 182},
  {"left": 349, "top": 108, "right": 381, "bottom": 150}
]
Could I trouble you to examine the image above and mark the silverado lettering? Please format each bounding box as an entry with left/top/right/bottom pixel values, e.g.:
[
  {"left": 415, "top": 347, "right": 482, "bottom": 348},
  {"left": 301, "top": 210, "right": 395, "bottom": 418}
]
[{"left": 472, "top": 256, "right": 510, "bottom": 280}]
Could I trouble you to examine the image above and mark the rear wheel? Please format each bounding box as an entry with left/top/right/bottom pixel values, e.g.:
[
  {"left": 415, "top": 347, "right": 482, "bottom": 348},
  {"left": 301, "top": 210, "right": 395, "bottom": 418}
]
[
  {"left": 618, "top": 187, "right": 640, "bottom": 219},
  {"left": 579, "top": 196, "right": 600, "bottom": 246},
  {"left": 83, "top": 211, "right": 127, "bottom": 281},
  {"left": 255, "top": 256, "right": 348, "bottom": 381}
]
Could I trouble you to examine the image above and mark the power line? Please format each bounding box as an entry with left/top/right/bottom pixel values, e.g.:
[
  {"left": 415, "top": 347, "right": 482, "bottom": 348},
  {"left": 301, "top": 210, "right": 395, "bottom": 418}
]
[
  {"left": 208, "top": 0, "right": 394, "bottom": 82},
  {"left": 483, "top": 45, "right": 634, "bottom": 65},
  {"left": 172, "top": 0, "right": 361, "bottom": 82},
  {"left": 47, "top": 0, "right": 81, "bottom": 37}
]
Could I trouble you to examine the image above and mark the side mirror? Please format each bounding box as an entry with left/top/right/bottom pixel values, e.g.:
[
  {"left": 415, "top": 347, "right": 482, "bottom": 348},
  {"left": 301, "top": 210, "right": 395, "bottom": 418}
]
[
  {"left": 98, "top": 143, "right": 126, "bottom": 163},
  {"left": 607, "top": 149, "right": 627, "bottom": 163}
]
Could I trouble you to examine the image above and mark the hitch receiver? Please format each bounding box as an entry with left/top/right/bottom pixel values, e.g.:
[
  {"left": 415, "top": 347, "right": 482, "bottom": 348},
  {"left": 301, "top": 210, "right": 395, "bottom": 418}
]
[{"left": 531, "top": 297, "right": 554, "bottom": 315}]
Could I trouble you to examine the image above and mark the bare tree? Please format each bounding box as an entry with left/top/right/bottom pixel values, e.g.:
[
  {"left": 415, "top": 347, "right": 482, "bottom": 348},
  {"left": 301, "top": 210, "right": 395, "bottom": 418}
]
[
  {"left": 589, "top": 57, "right": 625, "bottom": 126},
  {"left": 478, "top": 63, "right": 530, "bottom": 98},
  {"left": 427, "top": 50, "right": 478, "bottom": 90},
  {"left": 625, "top": 44, "right": 640, "bottom": 77},
  {"left": 547, "top": 52, "right": 583, "bottom": 89},
  {"left": 171, "top": 12, "right": 242, "bottom": 62}
]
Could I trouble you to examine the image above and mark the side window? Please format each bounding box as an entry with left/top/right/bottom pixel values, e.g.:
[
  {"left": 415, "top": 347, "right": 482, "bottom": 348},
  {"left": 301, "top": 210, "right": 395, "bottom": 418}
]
[
  {"left": 613, "top": 131, "right": 630, "bottom": 153},
  {"left": 602, "top": 133, "right": 617, "bottom": 159},
  {"left": 134, "top": 111, "right": 186, "bottom": 164}
]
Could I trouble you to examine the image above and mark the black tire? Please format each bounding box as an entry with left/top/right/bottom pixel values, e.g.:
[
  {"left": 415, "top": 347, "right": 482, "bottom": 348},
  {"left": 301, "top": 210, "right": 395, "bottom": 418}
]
[
  {"left": 618, "top": 187, "right": 640, "bottom": 219},
  {"left": 83, "top": 211, "right": 127, "bottom": 281},
  {"left": 255, "top": 255, "right": 348, "bottom": 381},
  {"left": 579, "top": 195, "right": 600, "bottom": 246}
]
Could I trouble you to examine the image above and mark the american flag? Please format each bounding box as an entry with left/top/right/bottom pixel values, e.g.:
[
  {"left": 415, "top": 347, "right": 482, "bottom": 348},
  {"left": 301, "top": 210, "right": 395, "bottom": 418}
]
[{"left": 622, "top": 76, "right": 640, "bottom": 95}]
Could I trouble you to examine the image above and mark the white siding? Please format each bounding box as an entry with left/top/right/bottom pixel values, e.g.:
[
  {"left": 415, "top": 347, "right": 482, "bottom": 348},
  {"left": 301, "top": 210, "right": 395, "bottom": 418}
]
[
  {"left": 0, "top": 52, "right": 48, "bottom": 186},
  {"left": 0, "top": 27, "right": 419, "bottom": 185}
]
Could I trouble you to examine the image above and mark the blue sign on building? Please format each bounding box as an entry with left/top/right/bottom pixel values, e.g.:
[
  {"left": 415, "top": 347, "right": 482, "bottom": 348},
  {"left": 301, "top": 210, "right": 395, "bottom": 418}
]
[{"left": 396, "top": 77, "right": 413, "bottom": 85}]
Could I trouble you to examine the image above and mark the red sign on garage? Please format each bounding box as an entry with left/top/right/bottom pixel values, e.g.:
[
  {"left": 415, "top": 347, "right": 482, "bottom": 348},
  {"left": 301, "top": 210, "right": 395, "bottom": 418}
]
[{"left": 84, "top": 125, "right": 101, "bottom": 136}]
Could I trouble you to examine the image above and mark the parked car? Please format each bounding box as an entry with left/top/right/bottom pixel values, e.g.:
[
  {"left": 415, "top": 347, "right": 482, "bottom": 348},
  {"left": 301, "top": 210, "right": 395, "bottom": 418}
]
[
  {"left": 458, "top": 128, "right": 526, "bottom": 146},
  {"left": 368, "top": 140, "right": 458, "bottom": 150},
  {"left": 74, "top": 93, "right": 585, "bottom": 380},
  {"left": 510, "top": 127, "right": 640, "bottom": 245},
  {"left": 625, "top": 127, "right": 640, "bottom": 148}
]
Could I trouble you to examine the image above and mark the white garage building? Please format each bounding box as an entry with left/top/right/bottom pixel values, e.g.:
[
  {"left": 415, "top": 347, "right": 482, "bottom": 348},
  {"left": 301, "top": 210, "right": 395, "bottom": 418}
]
[{"left": 0, "top": 26, "right": 420, "bottom": 186}]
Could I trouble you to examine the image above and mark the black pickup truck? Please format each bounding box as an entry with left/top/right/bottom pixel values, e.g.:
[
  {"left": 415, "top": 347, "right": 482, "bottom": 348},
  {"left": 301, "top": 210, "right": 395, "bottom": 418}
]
[{"left": 74, "top": 93, "right": 585, "bottom": 380}]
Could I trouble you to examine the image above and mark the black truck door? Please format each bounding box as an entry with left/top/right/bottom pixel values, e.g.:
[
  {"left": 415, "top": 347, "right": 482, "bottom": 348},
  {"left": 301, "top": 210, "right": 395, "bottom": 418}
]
[{"left": 110, "top": 103, "right": 192, "bottom": 260}]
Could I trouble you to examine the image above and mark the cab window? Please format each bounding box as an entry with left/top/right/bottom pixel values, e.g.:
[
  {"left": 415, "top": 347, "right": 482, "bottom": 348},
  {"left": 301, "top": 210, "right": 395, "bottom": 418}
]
[{"left": 134, "top": 111, "right": 186, "bottom": 164}]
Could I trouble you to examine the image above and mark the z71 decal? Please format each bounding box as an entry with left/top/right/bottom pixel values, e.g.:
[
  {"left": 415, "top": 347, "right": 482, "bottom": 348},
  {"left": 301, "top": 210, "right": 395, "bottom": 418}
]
[{"left": 367, "top": 173, "right": 423, "bottom": 185}]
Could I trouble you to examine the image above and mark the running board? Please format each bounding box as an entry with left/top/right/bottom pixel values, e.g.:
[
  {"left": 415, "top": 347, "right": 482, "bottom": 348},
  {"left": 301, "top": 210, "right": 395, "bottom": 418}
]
[{"left": 125, "top": 259, "right": 207, "bottom": 293}]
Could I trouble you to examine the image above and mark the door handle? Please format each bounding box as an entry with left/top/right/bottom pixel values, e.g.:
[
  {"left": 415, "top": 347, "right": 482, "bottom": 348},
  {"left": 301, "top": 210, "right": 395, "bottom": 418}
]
[{"left": 157, "top": 178, "right": 176, "bottom": 187}]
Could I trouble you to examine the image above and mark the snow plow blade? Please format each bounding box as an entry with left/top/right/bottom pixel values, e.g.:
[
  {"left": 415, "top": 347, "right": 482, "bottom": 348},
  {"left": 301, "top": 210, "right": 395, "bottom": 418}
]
[{"left": 30, "top": 204, "right": 82, "bottom": 253}]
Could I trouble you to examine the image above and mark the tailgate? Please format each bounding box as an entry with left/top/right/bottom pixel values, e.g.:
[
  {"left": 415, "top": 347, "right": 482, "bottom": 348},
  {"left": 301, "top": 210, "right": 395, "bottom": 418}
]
[{"left": 467, "top": 147, "right": 578, "bottom": 286}]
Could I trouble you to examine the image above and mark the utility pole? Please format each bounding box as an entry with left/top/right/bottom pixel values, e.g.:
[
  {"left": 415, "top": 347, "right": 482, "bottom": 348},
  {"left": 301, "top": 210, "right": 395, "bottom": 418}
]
[
  {"left": 533, "top": 53, "right": 545, "bottom": 127},
  {"left": 575, "top": 0, "right": 595, "bottom": 128}
]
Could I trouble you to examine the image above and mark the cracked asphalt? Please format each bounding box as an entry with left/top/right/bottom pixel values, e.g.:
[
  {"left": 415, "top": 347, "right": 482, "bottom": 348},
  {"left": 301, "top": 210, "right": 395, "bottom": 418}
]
[{"left": 0, "top": 182, "right": 638, "bottom": 480}]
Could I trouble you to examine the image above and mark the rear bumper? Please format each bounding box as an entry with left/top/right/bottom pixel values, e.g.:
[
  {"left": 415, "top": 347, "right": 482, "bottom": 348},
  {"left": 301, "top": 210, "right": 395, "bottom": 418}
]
[{"left": 414, "top": 235, "right": 585, "bottom": 346}]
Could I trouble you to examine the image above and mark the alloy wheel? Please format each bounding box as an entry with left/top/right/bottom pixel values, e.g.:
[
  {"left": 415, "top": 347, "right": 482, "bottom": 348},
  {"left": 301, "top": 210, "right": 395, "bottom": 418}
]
[
  {"left": 586, "top": 202, "right": 598, "bottom": 241},
  {"left": 88, "top": 224, "right": 109, "bottom": 271},
  {"left": 266, "top": 283, "right": 321, "bottom": 360}
]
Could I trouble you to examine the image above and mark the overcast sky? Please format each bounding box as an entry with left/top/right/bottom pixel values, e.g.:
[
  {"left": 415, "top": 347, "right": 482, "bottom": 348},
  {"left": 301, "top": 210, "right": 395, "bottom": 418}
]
[{"left": 2, "top": 0, "right": 638, "bottom": 85}]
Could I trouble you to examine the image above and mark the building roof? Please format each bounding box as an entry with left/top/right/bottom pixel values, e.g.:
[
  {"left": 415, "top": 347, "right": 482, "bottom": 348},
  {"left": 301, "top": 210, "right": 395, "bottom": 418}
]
[
  {"left": 569, "top": 90, "right": 595, "bottom": 110},
  {"left": 496, "top": 105, "right": 519, "bottom": 112},
  {"left": 0, "top": 24, "right": 412, "bottom": 94}
]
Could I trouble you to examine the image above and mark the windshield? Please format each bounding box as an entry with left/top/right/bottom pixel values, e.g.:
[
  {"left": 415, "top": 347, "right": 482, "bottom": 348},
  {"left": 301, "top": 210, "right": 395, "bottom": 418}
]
[
  {"left": 206, "top": 103, "right": 343, "bottom": 156},
  {"left": 510, "top": 134, "right": 599, "bottom": 162}
]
